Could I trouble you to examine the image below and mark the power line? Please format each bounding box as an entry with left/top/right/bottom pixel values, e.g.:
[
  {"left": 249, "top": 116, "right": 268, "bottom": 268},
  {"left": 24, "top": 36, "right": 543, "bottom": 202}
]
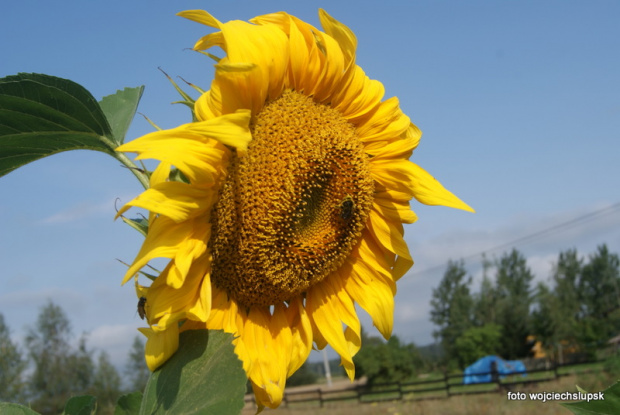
[{"left": 411, "top": 202, "right": 620, "bottom": 276}]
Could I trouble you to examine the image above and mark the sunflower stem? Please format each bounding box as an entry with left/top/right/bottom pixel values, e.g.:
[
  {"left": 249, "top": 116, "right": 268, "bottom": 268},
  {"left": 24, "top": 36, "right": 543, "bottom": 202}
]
[{"left": 115, "top": 151, "right": 150, "bottom": 189}]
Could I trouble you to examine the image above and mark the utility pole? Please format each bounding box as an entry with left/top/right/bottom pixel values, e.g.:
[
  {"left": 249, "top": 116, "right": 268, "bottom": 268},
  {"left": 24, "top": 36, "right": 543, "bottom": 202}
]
[{"left": 322, "top": 348, "right": 332, "bottom": 387}]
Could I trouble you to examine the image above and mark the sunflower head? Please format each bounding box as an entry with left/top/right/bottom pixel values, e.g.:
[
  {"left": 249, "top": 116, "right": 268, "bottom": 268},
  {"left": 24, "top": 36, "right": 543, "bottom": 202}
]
[
  {"left": 209, "top": 90, "right": 375, "bottom": 308},
  {"left": 117, "top": 8, "right": 473, "bottom": 410}
]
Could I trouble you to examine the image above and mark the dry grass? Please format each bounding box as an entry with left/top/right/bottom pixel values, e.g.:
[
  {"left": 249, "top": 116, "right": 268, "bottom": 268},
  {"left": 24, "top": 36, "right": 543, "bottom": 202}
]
[{"left": 243, "top": 373, "right": 610, "bottom": 415}]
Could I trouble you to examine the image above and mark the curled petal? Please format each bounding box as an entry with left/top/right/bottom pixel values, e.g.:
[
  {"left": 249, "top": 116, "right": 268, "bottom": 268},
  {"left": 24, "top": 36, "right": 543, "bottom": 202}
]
[{"left": 139, "top": 324, "right": 179, "bottom": 371}]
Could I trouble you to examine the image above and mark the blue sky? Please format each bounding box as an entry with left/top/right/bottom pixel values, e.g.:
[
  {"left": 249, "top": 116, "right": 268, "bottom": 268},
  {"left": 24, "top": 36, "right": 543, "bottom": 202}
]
[{"left": 1, "top": 0, "right": 619, "bottom": 371}]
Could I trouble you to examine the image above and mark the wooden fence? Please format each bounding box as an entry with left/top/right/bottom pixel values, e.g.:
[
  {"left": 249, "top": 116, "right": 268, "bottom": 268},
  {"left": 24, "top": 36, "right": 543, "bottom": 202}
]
[{"left": 243, "top": 360, "right": 599, "bottom": 410}]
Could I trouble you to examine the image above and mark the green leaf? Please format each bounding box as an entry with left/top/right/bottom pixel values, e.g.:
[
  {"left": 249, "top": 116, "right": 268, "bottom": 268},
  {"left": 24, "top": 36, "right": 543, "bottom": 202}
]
[
  {"left": 0, "top": 403, "right": 41, "bottom": 415},
  {"left": 0, "top": 73, "right": 139, "bottom": 178},
  {"left": 562, "top": 381, "right": 620, "bottom": 414},
  {"left": 114, "top": 392, "right": 143, "bottom": 415},
  {"left": 99, "top": 86, "right": 144, "bottom": 145},
  {"left": 61, "top": 395, "right": 97, "bottom": 415},
  {"left": 140, "top": 330, "right": 246, "bottom": 415}
]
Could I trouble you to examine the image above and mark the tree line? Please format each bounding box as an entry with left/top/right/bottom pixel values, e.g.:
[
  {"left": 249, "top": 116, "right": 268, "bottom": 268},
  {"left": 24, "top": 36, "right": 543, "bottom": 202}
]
[
  {"left": 0, "top": 302, "right": 150, "bottom": 415},
  {"left": 7, "top": 245, "right": 617, "bottom": 407},
  {"left": 430, "top": 244, "right": 620, "bottom": 370}
]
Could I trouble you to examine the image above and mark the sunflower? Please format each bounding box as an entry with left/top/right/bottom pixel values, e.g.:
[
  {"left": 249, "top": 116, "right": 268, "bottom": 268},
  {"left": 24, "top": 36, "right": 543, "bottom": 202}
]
[{"left": 116, "top": 9, "right": 473, "bottom": 409}]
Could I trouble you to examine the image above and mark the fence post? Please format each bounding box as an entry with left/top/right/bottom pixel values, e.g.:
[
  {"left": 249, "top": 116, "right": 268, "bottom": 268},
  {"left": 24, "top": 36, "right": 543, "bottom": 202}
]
[
  {"left": 318, "top": 388, "right": 323, "bottom": 408},
  {"left": 445, "top": 372, "right": 450, "bottom": 397}
]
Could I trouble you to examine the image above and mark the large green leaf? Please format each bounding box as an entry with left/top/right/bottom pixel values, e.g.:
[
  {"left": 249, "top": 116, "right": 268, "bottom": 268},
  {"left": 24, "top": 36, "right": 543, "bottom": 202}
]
[
  {"left": 0, "top": 403, "right": 41, "bottom": 415},
  {"left": 140, "top": 330, "right": 247, "bottom": 415},
  {"left": 562, "top": 381, "right": 620, "bottom": 414},
  {"left": 61, "top": 395, "right": 97, "bottom": 415},
  {"left": 99, "top": 86, "right": 144, "bottom": 145},
  {"left": 0, "top": 73, "right": 141, "bottom": 177},
  {"left": 114, "top": 392, "right": 142, "bottom": 415}
]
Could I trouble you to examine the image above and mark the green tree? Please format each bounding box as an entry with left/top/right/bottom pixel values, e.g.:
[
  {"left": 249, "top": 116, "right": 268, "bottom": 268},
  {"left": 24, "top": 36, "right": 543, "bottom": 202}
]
[
  {"left": 473, "top": 274, "right": 499, "bottom": 326},
  {"left": 125, "top": 335, "right": 150, "bottom": 392},
  {"left": 494, "top": 249, "right": 534, "bottom": 359},
  {"left": 287, "top": 362, "right": 318, "bottom": 386},
  {"left": 552, "top": 249, "right": 582, "bottom": 345},
  {"left": 453, "top": 324, "right": 503, "bottom": 367},
  {"left": 354, "top": 335, "right": 422, "bottom": 384},
  {"left": 530, "top": 281, "right": 557, "bottom": 352},
  {"left": 25, "top": 301, "right": 94, "bottom": 415},
  {"left": 0, "top": 314, "right": 27, "bottom": 402},
  {"left": 578, "top": 245, "right": 620, "bottom": 345},
  {"left": 71, "top": 335, "right": 95, "bottom": 391},
  {"left": 430, "top": 260, "right": 474, "bottom": 365},
  {"left": 531, "top": 250, "right": 582, "bottom": 360},
  {"left": 92, "top": 351, "right": 122, "bottom": 413}
]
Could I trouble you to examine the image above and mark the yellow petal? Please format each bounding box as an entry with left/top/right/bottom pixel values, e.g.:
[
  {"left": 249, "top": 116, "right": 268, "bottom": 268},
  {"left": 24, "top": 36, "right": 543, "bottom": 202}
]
[
  {"left": 286, "top": 297, "right": 313, "bottom": 377},
  {"left": 190, "top": 19, "right": 289, "bottom": 115},
  {"left": 240, "top": 308, "right": 287, "bottom": 408},
  {"left": 146, "top": 267, "right": 198, "bottom": 326},
  {"left": 117, "top": 112, "right": 250, "bottom": 182},
  {"left": 343, "top": 258, "right": 395, "bottom": 339},
  {"left": 318, "top": 9, "right": 357, "bottom": 70},
  {"left": 139, "top": 324, "right": 179, "bottom": 371},
  {"left": 367, "top": 210, "right": 411, "bottom": 263},
  {"left": 169, "top": 229, "right": 209, "bottom": 288},
  {"left": 307, "top": 276, "right": 360, "bottom": 381},
  {"left": 287, "top": 16, "right": 311, "bottom": 93},
  {"left": 393, "top": 255, "right": 414, "bottom": 281},
  {"left": 357, "top": 98, "right": 414, "bottom": 151},
  {"left": 408, "top": 164, "right": 475, "bottom": 212},
  {"left": 119, "top": 182, "right": 213, "bottom": 223},
  {"left": 177, "top": 9, "right": 222, "bottom": 29},
  {"left": 207, "top": 288, "right": 247, "bottom": 343},
  {"left": 186, "top": 271, "right": 212, "bottom": 323},
  {"left": 309, "top": 30, "right": 345, "bottom": 102},
  {"left": 372, "top": 196, "right": 418, "bottom": 225},
  {"left": 120, "top": 215, "right": 207, "bottom": 285},
  {"left": 332, "top": 65, "right": 384, "bottom": 122}
]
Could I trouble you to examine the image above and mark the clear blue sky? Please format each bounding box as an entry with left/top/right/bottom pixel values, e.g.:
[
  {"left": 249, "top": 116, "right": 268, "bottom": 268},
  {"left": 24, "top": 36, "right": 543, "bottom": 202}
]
[{"left": 1, "top": 0, "right": 619, "bottom": 370}]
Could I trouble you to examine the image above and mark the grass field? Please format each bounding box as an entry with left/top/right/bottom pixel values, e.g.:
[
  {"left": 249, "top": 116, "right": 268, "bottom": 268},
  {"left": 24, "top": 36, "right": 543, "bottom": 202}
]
[{"left": 243, "top": 365, "right": 612, "bottom": 415}]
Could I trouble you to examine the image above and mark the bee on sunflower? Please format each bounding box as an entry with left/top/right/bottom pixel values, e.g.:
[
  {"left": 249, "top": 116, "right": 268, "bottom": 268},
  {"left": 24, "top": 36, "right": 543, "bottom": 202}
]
[{"left": 116, "top": 8, "right": 473, "bottom": 410}]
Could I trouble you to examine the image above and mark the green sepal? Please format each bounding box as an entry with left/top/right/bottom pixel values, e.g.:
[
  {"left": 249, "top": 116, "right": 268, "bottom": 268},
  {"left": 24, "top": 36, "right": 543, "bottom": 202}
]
[
  {"left": 140, "top": 330, "right": 247, "bottom": 415},
  {"left": 169, "top": 167, "right": 189, "bottom": 184},
  {"left": 138, "top": 270, "right": 159, "bottom": 282},
  {"left": 120, "top": 216, "right": 149, "bottom": 237},
  {"left": 158, "top": 68, "right": 197, "bottom": 122},
  {"left": 61, "top": 395, "right": 97, "bottom": 415},
  {"left": 117, "top": 259, "right": 158, "bottom": 281},
  {"left": 196, "top": 50, "right": 221, "bottom": 63},
  {"left": 171, "top": 100, "right": 196, "bottom": 112}
]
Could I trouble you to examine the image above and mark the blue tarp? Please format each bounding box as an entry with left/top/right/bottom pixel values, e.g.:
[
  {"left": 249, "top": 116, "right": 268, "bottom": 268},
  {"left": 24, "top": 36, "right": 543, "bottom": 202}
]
[{"left": 462, "top": 355, "right": 527, "bottom": 384}]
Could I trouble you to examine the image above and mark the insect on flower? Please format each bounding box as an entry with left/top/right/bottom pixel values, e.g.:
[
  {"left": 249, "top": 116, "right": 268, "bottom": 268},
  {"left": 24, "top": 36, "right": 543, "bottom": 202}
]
[
  {"left": 340, "top": 195, "right": 355, "bottom": 221},
  {"left": 137, "top": 296, "right": 147, "bottom": 320}
]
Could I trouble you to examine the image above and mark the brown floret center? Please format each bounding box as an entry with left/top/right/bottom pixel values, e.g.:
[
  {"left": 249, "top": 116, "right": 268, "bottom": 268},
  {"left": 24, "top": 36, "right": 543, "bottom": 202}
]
[{"left": 209, "top": 90, "right": 373, "bottom": 307}]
